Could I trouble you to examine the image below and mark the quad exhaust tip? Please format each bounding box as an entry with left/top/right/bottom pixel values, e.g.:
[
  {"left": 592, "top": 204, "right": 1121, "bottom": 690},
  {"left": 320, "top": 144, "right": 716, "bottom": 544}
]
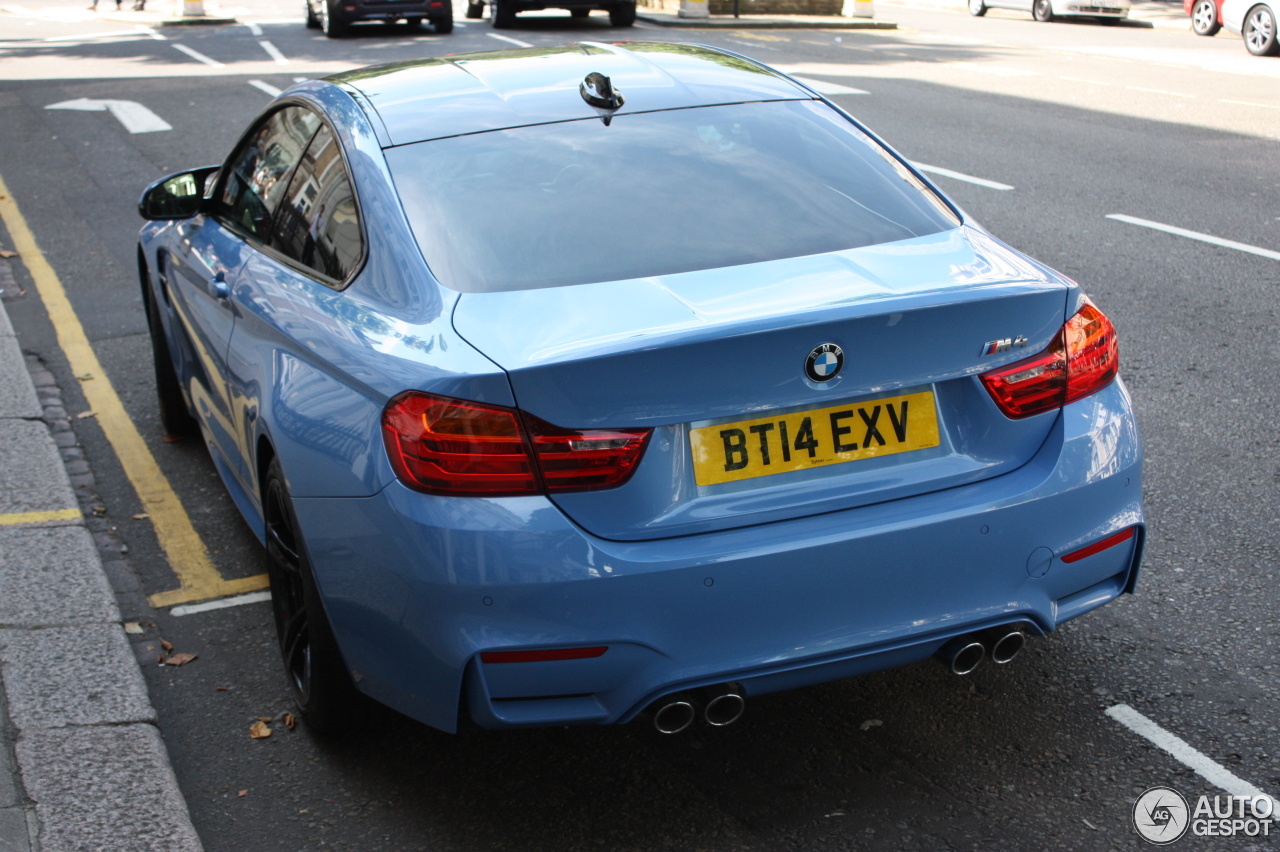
[
  {"left": 650, "top": 685, "right": 745, "bottom": 733},
  {"left": 940, "top": 639, "right": 986, "bottom": 676},
  {"left": 990, "top": 629, "right": 1026, "bottom": 664},
  {"left": 652, "top": 696, "right": 696, "bottom": 734},
  {"left": 704, "top": 690, "right": 745, "bottom": 727}
]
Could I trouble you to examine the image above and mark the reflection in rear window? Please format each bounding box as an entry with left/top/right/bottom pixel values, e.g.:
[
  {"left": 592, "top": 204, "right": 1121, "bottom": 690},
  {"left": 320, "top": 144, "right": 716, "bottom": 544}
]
[{"left": 387, "top": 99, "right": 960, "bottom": 293}]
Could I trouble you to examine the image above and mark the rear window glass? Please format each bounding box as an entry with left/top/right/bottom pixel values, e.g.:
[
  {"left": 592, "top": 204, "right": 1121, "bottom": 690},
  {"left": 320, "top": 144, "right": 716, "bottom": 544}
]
[{"left": 386, "top": 99, "right": 959, "bottom": 293}]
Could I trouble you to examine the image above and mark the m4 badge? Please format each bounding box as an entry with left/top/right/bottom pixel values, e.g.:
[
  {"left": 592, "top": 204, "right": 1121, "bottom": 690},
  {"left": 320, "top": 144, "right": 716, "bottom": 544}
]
[{"left": 981, "top": 336, "right": 1029, "bottom": 356}]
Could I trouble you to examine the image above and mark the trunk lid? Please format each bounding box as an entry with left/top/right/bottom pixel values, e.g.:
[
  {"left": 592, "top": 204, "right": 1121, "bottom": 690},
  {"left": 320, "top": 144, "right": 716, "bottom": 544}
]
[{"left": 451, "top": 227, "right": 1070, "bottom": 540}]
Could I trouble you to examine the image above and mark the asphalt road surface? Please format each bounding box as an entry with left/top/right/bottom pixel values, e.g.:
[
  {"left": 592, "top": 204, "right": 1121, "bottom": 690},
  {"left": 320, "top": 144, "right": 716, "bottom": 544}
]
[{"left": 1, "top": 2, "right": 1278, "bottom": 849}]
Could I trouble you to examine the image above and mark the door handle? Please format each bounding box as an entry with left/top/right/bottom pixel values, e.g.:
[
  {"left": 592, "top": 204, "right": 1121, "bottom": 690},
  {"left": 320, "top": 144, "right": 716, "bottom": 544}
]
[{"left": 212, "top": 271, "right": 229, "bottom": 301}]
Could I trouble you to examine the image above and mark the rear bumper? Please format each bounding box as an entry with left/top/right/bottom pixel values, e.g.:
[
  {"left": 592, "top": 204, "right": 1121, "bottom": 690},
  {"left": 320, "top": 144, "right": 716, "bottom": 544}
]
[
  {"left": 295, "top": 378, "right": 1143, "bottom": 733},
  {"left": 332, "top": 1, "right": 445, "bottom": 20}
]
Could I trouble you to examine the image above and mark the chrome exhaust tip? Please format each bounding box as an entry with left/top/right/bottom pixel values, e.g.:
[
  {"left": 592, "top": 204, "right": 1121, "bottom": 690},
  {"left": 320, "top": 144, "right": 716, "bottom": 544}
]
[
  {"left": 937, "top": 638, "right": 985, "bottom": 676},
  {"left": 990, "top": 630, "right": 1026, "bottom": 664},
  {"left": 704, "top": 691, "right": 745, "bottom": 727},
  {"left": 652, "top": 696, "right": 696, "bottom": 734}
]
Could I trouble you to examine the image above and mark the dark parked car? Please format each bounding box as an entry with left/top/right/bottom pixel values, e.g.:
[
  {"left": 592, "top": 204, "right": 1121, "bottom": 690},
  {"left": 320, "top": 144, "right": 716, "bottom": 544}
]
[{"left": 306, "top": 0, "right": 453, "bottom": 36}]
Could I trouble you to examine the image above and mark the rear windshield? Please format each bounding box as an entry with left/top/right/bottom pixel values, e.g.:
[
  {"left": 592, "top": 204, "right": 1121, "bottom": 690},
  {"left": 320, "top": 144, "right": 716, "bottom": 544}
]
[{"left": 386, "top": 99, "right": 960, "bottom": 293}]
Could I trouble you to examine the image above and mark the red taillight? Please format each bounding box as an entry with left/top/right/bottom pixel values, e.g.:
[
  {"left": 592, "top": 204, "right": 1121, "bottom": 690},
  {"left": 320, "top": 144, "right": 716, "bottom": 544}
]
[
  {"left": 525, "top": 414, "right": 651, "bottom": 492},
  {"left": 481, "top": 646, "right": 608, "bottom": 664},
  {"left": 980, "top": 299, "right": 1119, "bottom": 419},
  {"left": 381, "top": 392, "right": 650, "bottom": 496}
]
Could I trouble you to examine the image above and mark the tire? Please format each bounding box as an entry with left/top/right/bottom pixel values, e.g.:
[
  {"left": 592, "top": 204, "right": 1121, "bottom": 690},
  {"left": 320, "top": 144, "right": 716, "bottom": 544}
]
[
  {"left": 1243, "top": 3, "right": 1279, "bottom": 54},
  {"left": 319, "top": 2, "right": 348, "bottom": 37},
  {"left": 492, "top": 0, "right": 516, "bottom": 27},
  {"left": 608, "top": 1, "right": 635, "bottom": 24},
  {"left": 142, "top": 266, "right": 197, "bottom": 438},
  {"left": 1190, "top": 0, "right": 1220, "bottom": 34},
  {"left": 264, "top": 457, "right": 367, "bottom": 736},
  {"left": 968, "top": 0, "right": 987, "bottom": 16},
  {"left": 433, "top": 10, "right": 453, "bottom": 31},
  {"left": 465, "top": 1, "right": 484, "bottom": 16},
  {"left": 1032, "top": 0, "right": 1054, "bottom": 20},
  {"left": 305, "top": 0, "right": 321, "bottom": 28},
  {"left": 570, "top": 6, "right": 590, "bottom": 15}
]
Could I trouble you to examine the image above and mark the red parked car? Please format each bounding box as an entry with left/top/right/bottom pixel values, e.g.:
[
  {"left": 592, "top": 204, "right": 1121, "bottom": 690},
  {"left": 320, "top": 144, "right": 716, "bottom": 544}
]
[{"left": 1186, "top": 0, "right": 1224, "bottom": 33}]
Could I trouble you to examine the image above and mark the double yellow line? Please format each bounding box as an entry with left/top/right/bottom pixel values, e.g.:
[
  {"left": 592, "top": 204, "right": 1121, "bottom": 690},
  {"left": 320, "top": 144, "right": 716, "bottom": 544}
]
[{"left": 0, "top": 173, "right": 267, "bottom": 608}]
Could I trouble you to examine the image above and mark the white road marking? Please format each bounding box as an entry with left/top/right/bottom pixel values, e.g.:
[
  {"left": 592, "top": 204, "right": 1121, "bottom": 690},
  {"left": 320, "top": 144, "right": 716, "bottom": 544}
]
[
  {"left": 43, "top": 28, "right": 147, "bottom": 41},
  {"left": 293, "top": 76, "right": 307, "bottom": 82},
  {"left": 248, "top": 79, "right": 283, "bottom": 96},
  {"left": 1126, "top": 85, "right": 1194, "bottom": 98},
  {"left": 1220, "top": 98, "right": 1280, "bottom": 110},
  {"left": 1106, "top": 705, "right": 1279, "bottom": 813},
  {"left": 486, "top": 32, "right": 531, "bottom": 47},
  {"left": 912, "top": 162, "right": 1014, "bottom": 191},
  {"left": 1059, "top": 75, "right": 1110, "bottom": 86},
  {"left": 243, "top": 21, "right": 263, "bottom": 35},
  {"left": 171, "top": 42, "right": 224, "bottom": 68},
  {"left": 258, "top": 39, "right": 289, "bottom": 64},
  {"left": 1107, "top": 214, "right": 1280, "bottom": 262},
  {"left": 791, "top": 76, "right": 868, "bottom": 96},
  {"left": 45, "top": 98, "right": 171, "bottom": 133},
  {"left": 136, "top": 24, "right": 166, "bottom": 40},
  {"left": 171, "top": 590, "right": 272, "bottom": 617}
]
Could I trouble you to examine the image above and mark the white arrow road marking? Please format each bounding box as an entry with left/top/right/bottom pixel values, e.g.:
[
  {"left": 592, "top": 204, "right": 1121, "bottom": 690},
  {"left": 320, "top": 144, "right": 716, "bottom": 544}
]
[
  {"left": 790, "top": 76, "right": 868, "bottom": 96},
  {"left": 248, "top": 79, "right": 283, "bottom": 97},
  {"left": 486, "top": 32, "right": 531, "bottom": 47},
  {"left": 171, "top": 42, "right": 224, "bottom": 67},
  {"left": 1108, "top": 214, "right": 1280, "bottom": 262},
  {"left": 258, "top": 39, "right": 289, "bottom": 64},
  {"left": 1106, "top": 704, "right": 1279, "bottom": 815},
  {"left": 911, "top": 163, "right": 1014, "bottom": 191},
  {"left": 45, "top": 98, "right": 171, "bottom": 134}
]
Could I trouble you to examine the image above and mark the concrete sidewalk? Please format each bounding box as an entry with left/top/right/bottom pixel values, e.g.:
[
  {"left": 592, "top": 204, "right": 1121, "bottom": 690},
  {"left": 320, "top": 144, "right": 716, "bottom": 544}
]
[{"left": 0, "top": 261, "right": 200, "bottom": 851}]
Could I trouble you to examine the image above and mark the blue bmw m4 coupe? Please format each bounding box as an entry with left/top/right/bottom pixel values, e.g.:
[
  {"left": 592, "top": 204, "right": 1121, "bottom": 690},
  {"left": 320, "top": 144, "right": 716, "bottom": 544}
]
[{"left": 137, "top": 42, "right": 1143, "bottom": 736}]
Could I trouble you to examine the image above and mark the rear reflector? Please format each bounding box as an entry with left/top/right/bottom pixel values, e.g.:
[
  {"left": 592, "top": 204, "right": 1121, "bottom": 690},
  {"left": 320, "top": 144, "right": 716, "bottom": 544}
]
[
  {"left": 980, "top": 298, "right": 1119, "bottom": 419},
  {"left": 382, "top": 392, "right": 651, "bottom": 496},
  {"left": 481, "top": 646, "right": 608, "bottom": 664},
  {"left": 1060, "top": 527, "right": 1135, "bottom": 564}
]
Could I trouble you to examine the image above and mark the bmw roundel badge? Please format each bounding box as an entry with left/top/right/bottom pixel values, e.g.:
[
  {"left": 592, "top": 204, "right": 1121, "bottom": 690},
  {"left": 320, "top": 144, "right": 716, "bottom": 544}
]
[{"left": 805, "top": 343, "right": 844, "bottom": 382}]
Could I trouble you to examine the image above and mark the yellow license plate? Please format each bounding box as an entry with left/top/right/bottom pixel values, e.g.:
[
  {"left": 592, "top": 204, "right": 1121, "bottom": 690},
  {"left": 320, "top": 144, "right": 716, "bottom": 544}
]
[{"left": 689, "top": 390, "right": 940, "bottom": 487}]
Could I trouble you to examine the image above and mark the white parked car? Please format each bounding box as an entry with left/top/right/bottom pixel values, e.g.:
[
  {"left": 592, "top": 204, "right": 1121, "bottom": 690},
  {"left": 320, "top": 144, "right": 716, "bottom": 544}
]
[
  {"left": 1222, "top": 0, "right": 1279, "bottom": 54},
  {"left": 969, "top": 0, "right": 1130, "bottom": 22}
]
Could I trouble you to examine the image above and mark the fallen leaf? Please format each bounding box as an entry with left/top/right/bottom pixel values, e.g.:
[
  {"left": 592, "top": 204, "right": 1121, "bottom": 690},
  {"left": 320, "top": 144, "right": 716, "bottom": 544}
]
[
  {"left": 132, "top": 513, "right": 149, "bottom": 520},
  {"left": 123, "top": 622, "right": 144, "bottom": 635},
  {"left": 238, "top": 789, "right": 248, "bottom": 797},
  {"left": 160, "top": 652, "right": 197, "bottom": 666},
  {"left": 160, "top": 638, "right": 174, "bottom": 653},
  {"left": 216, "top": 686, "right": 229, "bottom": 691},
  {"left": 162, "top": 434, "right": 184, "bottom": 443},
  {"left": 0, "top": 250, "right": 16, "bottom": 258},
  {"left": 249, "top": 721, "right": 272, "bottom": 739},
  {"left": 859, "top": 718, "right": 883, "bottom": 731},
  {"left": 256, "top": 716, "right": 272, "bottom": 722},
  {"left": 76, "top": 373, "right": 93, "bottom": 381},
  {"left": 283, "top": 712, "right": 296, "bottom": 730},
  {"left": 75, "top": 410, "right": 97, "bottom": 419}
]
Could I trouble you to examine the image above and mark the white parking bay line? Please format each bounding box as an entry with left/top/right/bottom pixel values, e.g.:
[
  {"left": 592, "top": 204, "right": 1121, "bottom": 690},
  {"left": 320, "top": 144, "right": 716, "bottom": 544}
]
[
  {"left": 1220, "top": 98, "right": 1280, "bottom": 110},
  {"left": 248, "top": 79, "right": 283, "bottom": 97},
  {"left": 171, "top": 42, "right": 224, "bottom": 68},
  {"left": 258, "top": 39, "right": 289, "bottom": 65},
  {"left": 791, "top": 76, "right": 868, "bottom": 96},
  {"left": 486, "top": 32, "right": 532, "bottom": 47},
  {"left": 1107, "top": 214, "right": 1280, "bottom": 262},
  {"left": 1106, "top": 704, "right": 1279, "bottom": 813},
  {"left": 912, "top": 163, "right": 1014, "bottom": 191},
  {"left": 1125, "top": 85, "right": 1194, "bottom": 98},
  {"left": 171, "top": 590, "right": 272, "bottom": 617},
  {"left": 136, "top": 24, "right": 166, "bottom": 40},
  {"left": 243, "top": 21, "right": 263, "bottom": 35}
]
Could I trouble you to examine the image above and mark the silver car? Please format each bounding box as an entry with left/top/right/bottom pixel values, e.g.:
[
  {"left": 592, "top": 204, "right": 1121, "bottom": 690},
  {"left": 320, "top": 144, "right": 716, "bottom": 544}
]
[
  {"left": 1222, "top": 0, "right": 1279, "bottom": 54},
  {"left": 969, "top": 0, "right": 1130, "bottom": 23}
]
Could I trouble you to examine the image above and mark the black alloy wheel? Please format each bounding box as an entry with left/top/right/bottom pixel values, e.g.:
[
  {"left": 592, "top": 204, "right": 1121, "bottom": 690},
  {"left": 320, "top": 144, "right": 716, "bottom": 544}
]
[
  {"left": 1243, "top": 3, "right": 1279, "bottom": 54},
  {"left": 319, "top": 2, "right": 348, "bottom": 37},
  {"left": 492, "top": 0, "right": 517, "bottom": 26},
  {"left": 1191, "top": 0, "right": 1220, "bottom": 34},
  {"left": 264, "top": 458, "right": 365, "bottom": 734},
  {"left": 1033, "top": 0, "right": 1054, "bottom": 20},
  {"left": 609, "top": 1, "right": 635, "bottom": 24},
  {"left": 305, "top": 0, "right": 321, "bottom": 27},
  {"left": 142, "top": 263, "right": 197, "bottom": 437},
  {"left": 434, "top": 9, "right": 454, "bottom": 31}
]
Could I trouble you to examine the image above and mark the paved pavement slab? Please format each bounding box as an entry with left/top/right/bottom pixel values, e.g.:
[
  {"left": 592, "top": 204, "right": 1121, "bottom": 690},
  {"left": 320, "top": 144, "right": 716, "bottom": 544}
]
[
  {"left": 0, "top": 625, "right": 155, "bottom": 729},
  {"left": 0, "top": 699, "right": 15, "bottom": 811},
  {"left": 0, "top": 807, "right": 31, "bottom": 852},
  {"left": 0, "top": 420, "right": 76, "bottom": 518},
  {"left": 0, "top": 526, "right": 120, "bottom": 628},
  {"left": 17, "top": 725, "right": 202, "bottom": 852},
  {"left": 0, "top": 338, "right": 40, "bottom": 421}
]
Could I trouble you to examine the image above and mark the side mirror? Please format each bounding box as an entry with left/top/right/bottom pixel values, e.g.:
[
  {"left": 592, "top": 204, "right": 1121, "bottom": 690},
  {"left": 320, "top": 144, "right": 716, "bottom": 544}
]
[{"left": 138, "top": 166, "right": 220, "bottom": 221}]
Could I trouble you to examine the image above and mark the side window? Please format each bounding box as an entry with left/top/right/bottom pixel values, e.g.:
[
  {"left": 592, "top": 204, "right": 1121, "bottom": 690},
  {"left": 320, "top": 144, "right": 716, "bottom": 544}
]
[
  {"left": 270, "top": 125, "right": 364, "bottom": 283},
  {"left": 215, "top": 106, "right": 321, "bottom": 242}
]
